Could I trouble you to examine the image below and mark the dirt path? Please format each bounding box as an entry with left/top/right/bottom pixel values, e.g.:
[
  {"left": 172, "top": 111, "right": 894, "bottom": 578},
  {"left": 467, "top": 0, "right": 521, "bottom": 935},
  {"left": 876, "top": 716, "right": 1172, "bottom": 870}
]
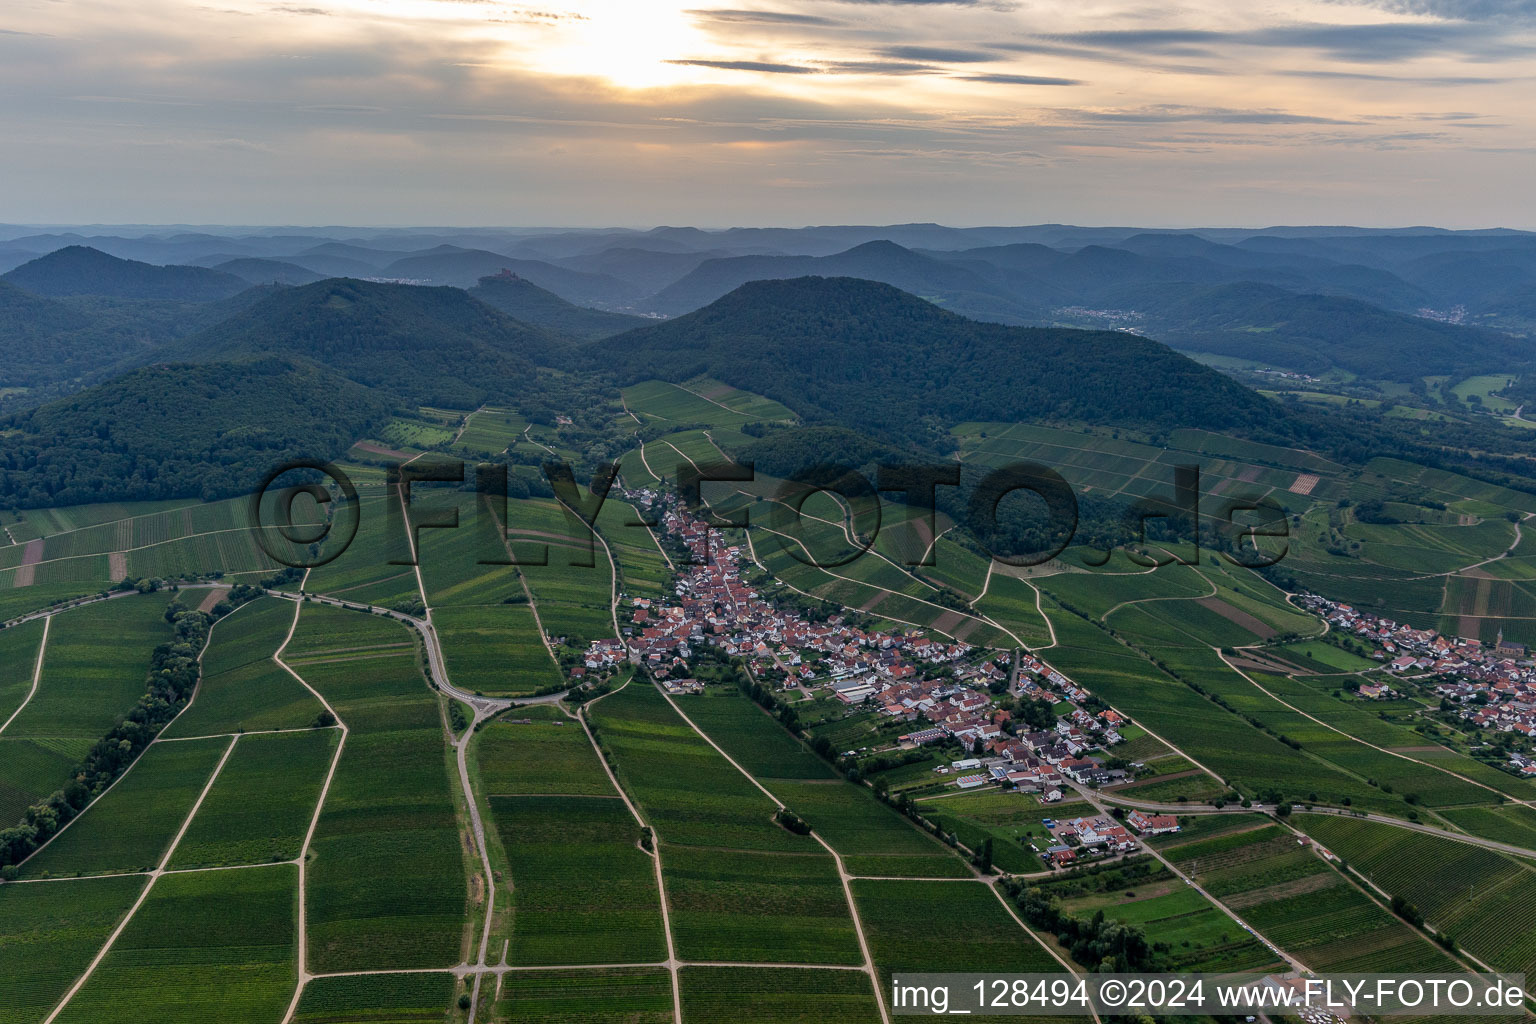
[
  {"left": 276, "top": 576, "right": 352, "bottom": 1024},
  {"left": 42, "top": 734, "right": 241, "bottom": 1024},
  {"left": 577, "top": 682, "right": 683, "bottom": 1022},
  {"left": 654, "top": 679, "right": 892, "bottom": 1024},
  {"left": 1216, "top": 647, "right": 1533, "bottom": 810},
  {"left": 0, "top": 614, "right": 49, "bottom": 734}
]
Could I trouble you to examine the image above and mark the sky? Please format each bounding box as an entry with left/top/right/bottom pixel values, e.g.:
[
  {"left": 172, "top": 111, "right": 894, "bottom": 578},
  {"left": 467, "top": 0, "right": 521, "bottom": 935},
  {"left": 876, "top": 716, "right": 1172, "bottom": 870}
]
[{"left": 1, "top": 0, "right": 1533, "bottom": 227}]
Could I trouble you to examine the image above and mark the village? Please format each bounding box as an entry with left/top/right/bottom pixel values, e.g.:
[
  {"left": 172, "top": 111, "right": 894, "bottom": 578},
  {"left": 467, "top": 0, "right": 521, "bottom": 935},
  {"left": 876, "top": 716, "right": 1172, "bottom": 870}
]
[
  {"left": 1297, "top": 592, "right": 1536, "bottom": 774},
  {"left": 581, "top": 486, "right": 1191, "bottom": 868}
]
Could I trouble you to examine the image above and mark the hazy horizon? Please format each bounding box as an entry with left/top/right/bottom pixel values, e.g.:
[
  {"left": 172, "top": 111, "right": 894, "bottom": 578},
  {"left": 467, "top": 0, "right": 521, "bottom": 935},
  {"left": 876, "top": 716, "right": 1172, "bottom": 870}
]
[{"left": 4, "top": 0, "right": 1534, "bottom": 227}]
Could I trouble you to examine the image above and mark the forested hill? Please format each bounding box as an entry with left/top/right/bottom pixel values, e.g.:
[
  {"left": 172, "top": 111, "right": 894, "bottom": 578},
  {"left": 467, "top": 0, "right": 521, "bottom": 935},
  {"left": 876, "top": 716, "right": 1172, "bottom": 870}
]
[
  {"left": 1129, "top": 281, "right": 1531, "bottom": 379},
  {"left": 2, "top": 246, "right": 250, "bottom": 301},
  {"left": 153, "top": 278, "right": 570, "bottom": 407},
  {"left": 588, "top": 276, "right": 1282, "bottom": 448},
  {"left": 0, "top": 359, "right": 393, "bottom": 507},
  {"left": 468, "top": 273, "right": 648, "bottom": 340}
]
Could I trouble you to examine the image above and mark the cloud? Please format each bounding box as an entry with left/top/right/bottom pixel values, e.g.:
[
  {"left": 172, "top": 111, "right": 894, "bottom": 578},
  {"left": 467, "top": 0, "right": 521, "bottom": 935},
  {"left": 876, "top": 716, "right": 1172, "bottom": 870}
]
[
  {"left": 1327, "top": 0, "right": 1536, "bottom": 21},
  {"left": 1242, "top": 21, "right": 1536, "bottom": 61},
  {"left": 1070, "top": 105, "right": 1360, "bottom": 125},
  {"left": 1019, "top": 20, "right": 1536, "bottom": 64},
  {"left": 665, "top": 58, "right": 820, "bottom": 73},
  {"left": 1277, "top": 69, "right": 1510, "bottom": 84},
  {"left": 1046, "top": 29, "right": 1224, "bottom": 57},
  {"left": 820, "top": 60, "right": 937, "bottom": 74},
  {"left": 830, "top": 0, "right": 1000, "bottom": 5},
  {"left": 959, "top": 73, "right": 1082, "bottom": 85},
  {"left": 880, "top": 45, "right": 996, "bottom": 62},
  {"left": 685, "top": 8, "right": 842, "bottom": 26}
]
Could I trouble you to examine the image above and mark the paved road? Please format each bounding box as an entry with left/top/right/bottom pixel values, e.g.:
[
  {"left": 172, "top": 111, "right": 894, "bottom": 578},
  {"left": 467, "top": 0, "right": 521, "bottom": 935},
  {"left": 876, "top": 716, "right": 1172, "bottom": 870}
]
[
  {"left": 266, "top": 589, "right": 565, "bottom": 718},
  {"left": 1065, "top": 781, "right": 1307, "bottom": 974},
  {"left": 1091, "top": 789, "right": 1536, "bottom": 860}
]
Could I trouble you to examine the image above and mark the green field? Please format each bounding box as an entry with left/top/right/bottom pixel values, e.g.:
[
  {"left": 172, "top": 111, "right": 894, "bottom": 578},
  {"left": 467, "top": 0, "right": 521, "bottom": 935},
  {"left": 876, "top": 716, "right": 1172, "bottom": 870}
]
[
  {"left": 291, "top": 604, "right": 468, "bottom": 972},
  {"left": 0, "top": 873, "right": 147, "bottom": 1024},
  {"left": 493, "top": 967, "right": 673, "bottom": 1023},
  {"left": 169, "top": 728, "right": 339, "bottom": 868},
  {"left": 1171, "top": 821, "right": 1464, "bottom": 973},
  {"left": 162, "top": 596, "right": 322, "bottom": 737},
  {"left": 475, "top": 706, "right": 615, "bottom": 796},
  {"left": 853, "top": 877, "right": 1066, "bottom": 1024},
  {"left": 1297, "top": 814, "right": 1536, "bottom": 977},
  {"left": 920, "top": 792, "right": 1096, "bottom": 875},
  {"left": 662, "top": 844, "right": 862, "bottom": 964},
  {"left": 293, "top": 972, "right": 454, "bottom": 1024},
  {"left": 0, "top": 596, "right": 173, "bottom": 826},
  {"left": 20, "top": 736, "right": 228, "bottom": 877},
  {"left": 679, "top": 966, "right": 880, "bottom": 1024},
  {"left": 673, "top": 685, "right": 966, "bottom": 876},
  {"left": 587, "top": 683, "right": 814, "bottom": 852},
  {"left": 53, "top": 864, "right": 297, "bottom": 1024},
  {"left": 1054, "top": 867, "right": 1282, "bottom": 972},
  {"left": 0, "top": 618, "right": 45, "bottom": 728},
  {"left": 491, "top": 794, "right": 667, "bottom": 965}
]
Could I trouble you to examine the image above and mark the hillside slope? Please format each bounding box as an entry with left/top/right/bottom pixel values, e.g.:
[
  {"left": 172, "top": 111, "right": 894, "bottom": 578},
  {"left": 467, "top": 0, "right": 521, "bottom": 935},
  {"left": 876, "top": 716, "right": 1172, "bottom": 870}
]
[
  {"left": 3, "top": 246, "right": 250, "bottom": 301},
  {"left": 154, "top": 278, "right": 569, "bottom": 406},
  {"left": 0, "top": 358, "right": 393, "bottom": 507},
  {"left": 468, "top": 272, "right": 649, "bottom": 340},
  {"left": 591, "top": 276, "right": 1280, "bottom": 447},
  {"left": 1129, "top": 282, "right": 1529, "bottom": 378}
]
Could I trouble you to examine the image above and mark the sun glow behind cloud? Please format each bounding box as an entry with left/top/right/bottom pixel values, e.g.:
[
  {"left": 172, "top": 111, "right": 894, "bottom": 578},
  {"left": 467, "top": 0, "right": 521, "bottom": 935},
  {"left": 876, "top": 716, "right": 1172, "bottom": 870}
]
[
  {"left": 511, "top": 0, "right": 710, "bottom": 88},
  {"left": 0, "top": 0, "right": 1533, "bottom": 223}
]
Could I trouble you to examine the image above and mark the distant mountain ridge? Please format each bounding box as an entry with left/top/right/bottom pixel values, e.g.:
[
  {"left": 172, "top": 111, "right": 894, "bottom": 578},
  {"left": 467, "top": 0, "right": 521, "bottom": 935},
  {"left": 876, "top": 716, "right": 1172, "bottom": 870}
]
[
  {"left": 1126, "top": 281, "right": 1529, "bottom": 379},
  {"left": 3, "top": 246, "right": 250, "bottom": 302},
  {"left": 648, "top": 240, "right": 1044, "bottom": 322},
  {"left": 468, "top": 272, "right": 648, "bottom": 341}
]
